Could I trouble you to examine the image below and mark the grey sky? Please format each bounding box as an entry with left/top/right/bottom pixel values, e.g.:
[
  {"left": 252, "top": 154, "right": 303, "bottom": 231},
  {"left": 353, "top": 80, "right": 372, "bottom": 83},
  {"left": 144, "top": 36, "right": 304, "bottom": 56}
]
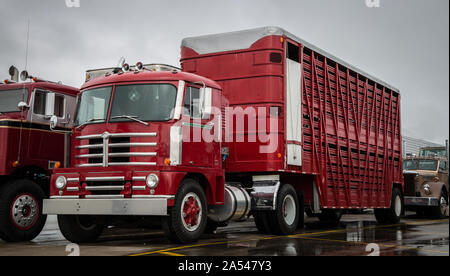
[{"left": 0, "top": 0, "right": 448, "bottom": 144}]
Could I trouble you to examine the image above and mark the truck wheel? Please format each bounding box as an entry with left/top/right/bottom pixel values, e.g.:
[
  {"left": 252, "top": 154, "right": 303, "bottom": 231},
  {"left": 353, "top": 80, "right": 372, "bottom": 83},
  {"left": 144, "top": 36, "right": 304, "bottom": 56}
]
[
  {"left": 429, "top": 189, "right": 448, "bottom": 219},
  {"left": 318, "top": 210, "right": 343, "bottom": 225},
  {"left": 374, "top": 187, "right": 403, "bottom": 224},
  {"left": 253, "top": 210, "right": 273, "bottom": 234},
  {"left": 268, "top": 184, "right": 300, "bottom": 235},
  {"left": 0, "top": 179, "right": 47, "bottom": 242},
  {"left": 58, "top": 215, "right": 104, "bottom": 243},
  {"left": 162, "top": 178, "right": 207, "bottom": 244}
]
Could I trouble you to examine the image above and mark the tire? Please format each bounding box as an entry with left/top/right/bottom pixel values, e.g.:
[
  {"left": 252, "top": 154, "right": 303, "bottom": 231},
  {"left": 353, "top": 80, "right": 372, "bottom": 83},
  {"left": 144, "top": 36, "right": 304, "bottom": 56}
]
[
  {"left": 0, "top": 179, "right": 47, "bottom": 242},
  {"left": 253, "top": 210, "right": 273, "bottom": 234},
  {"left": 162, "top": 178, "right": 207, "bottom": 244},
  {"left": 58, "top": 215, "right": 104, "bottom": 243},
  {"left": 374, "top": 187, "right": 403, "bottom": 224},
  {"left": 268, "top": 184, "right": 300, "bottom": 235},
  {"left": 318, "top": 210, "right": 343, "bottom": 225},
  {"left": 429, "top": 189, "right": 448, "bottom": 219}
]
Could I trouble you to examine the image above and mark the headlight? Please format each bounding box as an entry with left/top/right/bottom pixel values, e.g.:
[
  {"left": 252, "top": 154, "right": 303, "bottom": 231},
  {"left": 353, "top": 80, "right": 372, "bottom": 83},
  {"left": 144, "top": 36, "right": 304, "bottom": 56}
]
[
  {"left": 55, "top": 176, "right": 67, "bottom": 190},
  {"left": 423, "top": 184, "right": 432, "bottom": 195},
  {"left": 146, "top": 174, "right": 159, "bottom": 189}
]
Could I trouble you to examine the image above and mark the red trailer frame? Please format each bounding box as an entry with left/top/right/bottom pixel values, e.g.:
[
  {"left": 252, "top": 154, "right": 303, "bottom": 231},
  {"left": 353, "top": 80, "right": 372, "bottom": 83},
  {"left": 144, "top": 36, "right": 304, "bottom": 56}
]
[{"left": 181, "top": 26, "right": 403, "bottom": 210}]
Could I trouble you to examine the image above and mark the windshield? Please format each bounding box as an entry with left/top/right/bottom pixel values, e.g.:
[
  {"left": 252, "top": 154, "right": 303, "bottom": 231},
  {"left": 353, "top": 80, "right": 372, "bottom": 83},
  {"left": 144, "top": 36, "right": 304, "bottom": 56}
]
[
  {"left": 0, "top": 89, "right": 28, "bottom": 113},
  {"left": 75, "top": 86, "right": 112, "bottom": 126},
  {"left": 404, "top": 159, "right": 439, "bottom": 171},
  {"left": 419, "top": 149, "right": 447, "bottom": 158},
  {"left": 109, "top": 84, "right": 177, "bottom": 122}
]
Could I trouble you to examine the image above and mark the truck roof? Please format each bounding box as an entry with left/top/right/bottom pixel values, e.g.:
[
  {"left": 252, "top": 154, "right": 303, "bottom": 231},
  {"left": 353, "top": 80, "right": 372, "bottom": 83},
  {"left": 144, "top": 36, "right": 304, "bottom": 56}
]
[
  {"left": 81, "top": 70, "right": 221, "bottom": 91},
  {"left": 182, "top": 26, "right": 400, "bottom": 93},
  {"left": 0, "top": 81, "right": 79, "bottom": 96}
]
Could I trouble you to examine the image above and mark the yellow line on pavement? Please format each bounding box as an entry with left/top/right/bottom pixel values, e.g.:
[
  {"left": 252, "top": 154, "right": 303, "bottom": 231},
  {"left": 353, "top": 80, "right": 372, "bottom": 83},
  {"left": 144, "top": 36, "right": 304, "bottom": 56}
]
[
  {"left": 159, "top": 251, "right": 186, "bottom": 257},
  {"left": 129, "top": 219, "right": 449, "bottom": 256}
]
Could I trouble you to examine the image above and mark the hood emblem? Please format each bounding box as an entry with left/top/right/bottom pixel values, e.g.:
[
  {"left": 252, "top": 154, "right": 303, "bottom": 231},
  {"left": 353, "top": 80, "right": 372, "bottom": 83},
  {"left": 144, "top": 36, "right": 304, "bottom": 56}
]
[{"left": 101, "top": 132, "right": 110, "bottom": 139}]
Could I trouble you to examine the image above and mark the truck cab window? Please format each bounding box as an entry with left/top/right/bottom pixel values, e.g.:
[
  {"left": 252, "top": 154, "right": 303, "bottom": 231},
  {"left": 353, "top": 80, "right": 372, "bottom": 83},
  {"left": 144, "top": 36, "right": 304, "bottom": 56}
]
[
  {"left": 54, "top": 94, "right": 65, "bottom": 118},
  {"left": 184, "top": 86, "right": 201, "bottom": 119},
  {"left": 33, "top": 90, "right": 47, "bottom": 115},
  {"left": 33, "top": 90, "right": 66, "bottom": 118}
]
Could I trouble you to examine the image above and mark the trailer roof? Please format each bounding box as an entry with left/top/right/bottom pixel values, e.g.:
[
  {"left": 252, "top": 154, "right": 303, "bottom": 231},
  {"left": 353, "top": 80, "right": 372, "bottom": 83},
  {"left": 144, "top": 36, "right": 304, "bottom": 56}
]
[{"left": 182, "top": 26, "right": 400, "bottom": 93}]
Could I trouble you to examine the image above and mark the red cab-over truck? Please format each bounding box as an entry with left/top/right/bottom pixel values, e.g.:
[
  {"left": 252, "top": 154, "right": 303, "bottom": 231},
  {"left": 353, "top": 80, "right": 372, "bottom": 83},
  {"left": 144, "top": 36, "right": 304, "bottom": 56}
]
[
  {"left": 0, "top": 73, "right": 79, "bottom": 241},
  {"left": 44, "top": 27, "right": 403, "bottom": 244}
]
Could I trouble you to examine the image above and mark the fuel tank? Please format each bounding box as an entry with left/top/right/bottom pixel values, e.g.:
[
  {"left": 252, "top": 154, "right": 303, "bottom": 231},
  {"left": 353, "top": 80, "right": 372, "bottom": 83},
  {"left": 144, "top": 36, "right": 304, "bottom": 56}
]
[{"left": 208, "top": 184, "right": 251, "bottom": 223}]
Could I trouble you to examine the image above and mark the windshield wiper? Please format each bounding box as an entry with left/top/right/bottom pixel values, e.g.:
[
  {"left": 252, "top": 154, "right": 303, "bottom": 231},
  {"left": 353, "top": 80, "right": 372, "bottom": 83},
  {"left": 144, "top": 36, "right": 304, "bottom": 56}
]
[
  {"left": 111, "top": 115, "right": 149, "bottom": 126},
  {"left": 76, "top": 118, "right": 105, "bottom": 130}
]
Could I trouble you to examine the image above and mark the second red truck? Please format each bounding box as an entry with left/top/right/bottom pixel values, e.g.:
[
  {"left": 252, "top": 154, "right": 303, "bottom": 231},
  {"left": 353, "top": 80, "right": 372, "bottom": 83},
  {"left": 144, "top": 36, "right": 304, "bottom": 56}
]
[{"left": 44, "top": 27, "right": 404, "bottom": 244}]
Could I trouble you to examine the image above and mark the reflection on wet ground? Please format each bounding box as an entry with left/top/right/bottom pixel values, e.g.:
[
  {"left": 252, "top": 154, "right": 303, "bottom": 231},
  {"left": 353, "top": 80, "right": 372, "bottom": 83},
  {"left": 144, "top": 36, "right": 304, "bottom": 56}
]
[{"left": 0, "top": 213, "right": 448, "bottom": 256}]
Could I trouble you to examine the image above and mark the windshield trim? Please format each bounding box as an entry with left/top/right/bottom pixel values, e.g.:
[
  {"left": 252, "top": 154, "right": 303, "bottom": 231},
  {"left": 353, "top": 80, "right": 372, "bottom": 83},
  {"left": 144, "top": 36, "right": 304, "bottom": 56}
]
[{"left": 108, "top": 83, "right": 178, "bottom": 124}]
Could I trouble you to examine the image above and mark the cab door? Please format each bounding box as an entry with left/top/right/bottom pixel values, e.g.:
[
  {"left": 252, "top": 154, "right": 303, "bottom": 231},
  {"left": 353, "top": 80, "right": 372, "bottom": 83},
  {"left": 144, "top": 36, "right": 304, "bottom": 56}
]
[
  {"left": 27, "top": 89, "right": 75, "bottom": 166},
  {"left": 181, "top": 84, "right": 215, "bottom": 168}
]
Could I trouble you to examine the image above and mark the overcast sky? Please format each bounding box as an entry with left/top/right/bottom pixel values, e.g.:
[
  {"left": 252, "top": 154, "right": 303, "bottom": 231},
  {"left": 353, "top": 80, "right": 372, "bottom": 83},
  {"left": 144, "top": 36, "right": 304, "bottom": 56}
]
[{"left": 0, "top": 0, "right": 448, "bottom": 144}]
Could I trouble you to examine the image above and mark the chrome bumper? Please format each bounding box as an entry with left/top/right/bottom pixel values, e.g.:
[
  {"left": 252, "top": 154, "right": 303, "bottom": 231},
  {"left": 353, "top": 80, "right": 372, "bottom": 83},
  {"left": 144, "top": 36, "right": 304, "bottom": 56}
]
[
  {"left": 43, "top": 198, "right": 170, "bottom": 216},
  {"left": 404, "top": 196, "right": 439, "bottom": 207}
]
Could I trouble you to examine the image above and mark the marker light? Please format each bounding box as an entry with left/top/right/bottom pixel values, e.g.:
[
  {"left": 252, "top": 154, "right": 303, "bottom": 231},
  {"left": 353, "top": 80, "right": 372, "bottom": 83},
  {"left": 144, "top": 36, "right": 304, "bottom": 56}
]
[
  {"left": 164, "top": 158, "right": 171, "bottom": 166},
  {"left": 55, "top": 176, "right": 67, "bottom": 190},
  {"left": 12, "top": 161, "right": 19, "bottom": 168},
  {"left": 136, "top": 62, "right": 144, "bottom": 71},
  {"left": 54, "top": 162, "right": 61, "bottom": 169},
  {"left": 146, "top": 174, "right": 159, "bottom": 189},
  {"left": 122, "top": 63, "right": 130, "bottom": 72}
]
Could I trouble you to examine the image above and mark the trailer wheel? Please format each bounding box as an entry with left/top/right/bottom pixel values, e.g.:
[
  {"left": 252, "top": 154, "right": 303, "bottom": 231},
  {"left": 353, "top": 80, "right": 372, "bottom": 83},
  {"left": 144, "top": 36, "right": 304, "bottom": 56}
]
[
  {"left": 429, "top": 189, "right": 448, "bottom": 219},
  {"left": 57, "top": 215, "right": 104, "bottom": 243},
  {"left": 374, "top": 187, "right": 403, "bottom": 224},
  {"left": 0, "top": 179, "right": 47, "bottom": 242},
  {"left": 162, "top": 178, "right": 207, "bottom": 244}
]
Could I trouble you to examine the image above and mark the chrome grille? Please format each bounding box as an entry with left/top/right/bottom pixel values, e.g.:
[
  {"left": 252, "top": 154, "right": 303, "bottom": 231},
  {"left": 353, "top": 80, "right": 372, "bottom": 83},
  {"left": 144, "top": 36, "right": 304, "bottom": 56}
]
[
  {"left": 75, "top": 132, "right": 158, "bottom": 167},
  {"left": 84, "top": 176, "right": 126, "bottom": 198}
]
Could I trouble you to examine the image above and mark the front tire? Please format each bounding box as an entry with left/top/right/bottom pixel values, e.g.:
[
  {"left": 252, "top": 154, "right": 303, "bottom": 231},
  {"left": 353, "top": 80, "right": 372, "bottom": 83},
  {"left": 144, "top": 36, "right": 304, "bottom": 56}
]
[
  {"left": 162, "top": 178, "right": 207, "bottom": 244},
  {"left": 58, "top": 215, "right": 104, "bottom": 243},
  {"left": 0, "top": 179, "right": 47, "bottom": 242},
  {"left": 374, "top": 187, "right": 403, "bottom": 224},
  {"left": 429, "top": 189, "right": 448, "bottom": 219}
]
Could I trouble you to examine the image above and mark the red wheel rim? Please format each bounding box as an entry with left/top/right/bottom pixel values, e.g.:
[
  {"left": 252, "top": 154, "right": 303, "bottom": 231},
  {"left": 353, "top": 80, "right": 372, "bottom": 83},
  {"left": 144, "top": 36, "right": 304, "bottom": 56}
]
[{"left": 181, "top": 192, "right": 202, "bottom": 232}]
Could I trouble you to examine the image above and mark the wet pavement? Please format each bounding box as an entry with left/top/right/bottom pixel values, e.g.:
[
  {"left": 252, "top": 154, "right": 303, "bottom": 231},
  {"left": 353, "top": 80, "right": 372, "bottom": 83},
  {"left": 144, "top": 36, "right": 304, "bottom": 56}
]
[{"left": 0, "top": 212, "right": 448, "bottom": 256}]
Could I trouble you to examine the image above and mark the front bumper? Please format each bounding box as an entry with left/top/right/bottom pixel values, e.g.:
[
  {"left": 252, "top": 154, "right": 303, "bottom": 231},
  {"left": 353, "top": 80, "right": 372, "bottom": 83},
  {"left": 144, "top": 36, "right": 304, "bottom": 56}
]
[
  {"left": 404, "top": 196, "right": 439, "bottom": 207},
  {"left": 43, "top": 197, "right": 172, "bottom": 216}
]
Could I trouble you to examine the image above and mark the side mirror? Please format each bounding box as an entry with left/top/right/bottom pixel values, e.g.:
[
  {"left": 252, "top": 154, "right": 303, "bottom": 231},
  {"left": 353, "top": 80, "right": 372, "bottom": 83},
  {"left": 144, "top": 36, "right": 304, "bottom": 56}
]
[
  {"left": 17, "top": 101, "right": 30, "bottom": 111},
  {"left": 50, "top": 115, "right": 58, "bottom": 130}
]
